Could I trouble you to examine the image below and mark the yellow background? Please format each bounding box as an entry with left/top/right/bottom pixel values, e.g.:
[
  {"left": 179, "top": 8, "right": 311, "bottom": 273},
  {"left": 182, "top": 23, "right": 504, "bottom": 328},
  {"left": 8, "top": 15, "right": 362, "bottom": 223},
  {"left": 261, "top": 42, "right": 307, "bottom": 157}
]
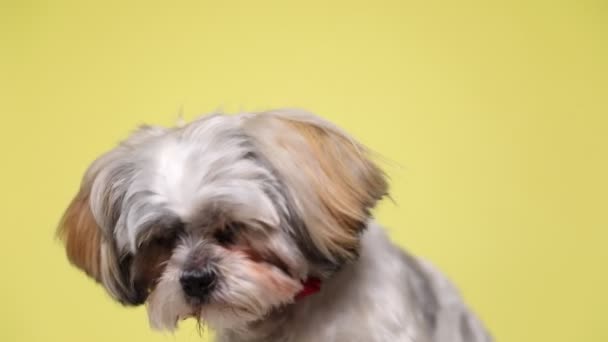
[{"left": 1, "top": 1, "right": 606, "bottom": 341}]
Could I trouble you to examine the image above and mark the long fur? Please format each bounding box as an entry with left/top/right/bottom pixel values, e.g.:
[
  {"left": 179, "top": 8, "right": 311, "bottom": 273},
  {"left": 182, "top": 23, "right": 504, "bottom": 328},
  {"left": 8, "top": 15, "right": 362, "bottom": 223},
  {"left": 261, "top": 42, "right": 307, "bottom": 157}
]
[{"left": 58, "top": 109, "right": 491, "bottom": 341}]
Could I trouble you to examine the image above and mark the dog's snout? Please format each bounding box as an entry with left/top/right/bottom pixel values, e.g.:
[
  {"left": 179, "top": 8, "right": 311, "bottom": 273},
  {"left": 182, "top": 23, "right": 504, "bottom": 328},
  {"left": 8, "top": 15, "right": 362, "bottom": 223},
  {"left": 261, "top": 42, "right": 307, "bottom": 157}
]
[{"left": 180, "top": 269, "right": 216, "bottom": 299}]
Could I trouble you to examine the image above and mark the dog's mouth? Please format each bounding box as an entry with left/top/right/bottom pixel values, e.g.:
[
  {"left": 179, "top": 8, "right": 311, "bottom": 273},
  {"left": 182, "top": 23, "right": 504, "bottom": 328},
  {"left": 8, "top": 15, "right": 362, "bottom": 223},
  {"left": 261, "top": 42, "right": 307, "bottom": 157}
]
[
  {"left": 171, "top": 247, "right": 297, "bottom": 322},
  {"left": 146, "top": 237, "right": 308, "bottom": 332}
]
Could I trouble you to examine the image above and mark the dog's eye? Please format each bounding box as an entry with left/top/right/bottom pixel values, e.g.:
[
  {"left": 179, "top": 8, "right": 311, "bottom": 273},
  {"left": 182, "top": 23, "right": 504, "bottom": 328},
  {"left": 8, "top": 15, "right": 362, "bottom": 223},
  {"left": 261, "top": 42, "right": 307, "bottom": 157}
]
[
  {"left": 151, "top": 233, "right": 176, "bottom": 249},
  {"left": 214, "top": 223, "right": 242, "bottom": 245},
  {"left": 144, "top": 218, "right": 183, "bottom": 250}
]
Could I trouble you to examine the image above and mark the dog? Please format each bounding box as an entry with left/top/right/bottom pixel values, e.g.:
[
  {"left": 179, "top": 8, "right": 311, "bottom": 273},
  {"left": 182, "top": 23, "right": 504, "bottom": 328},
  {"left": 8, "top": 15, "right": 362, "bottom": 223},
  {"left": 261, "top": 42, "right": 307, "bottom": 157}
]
[{"left": 57, "top": 109, "right": 491, "bottom": 341}]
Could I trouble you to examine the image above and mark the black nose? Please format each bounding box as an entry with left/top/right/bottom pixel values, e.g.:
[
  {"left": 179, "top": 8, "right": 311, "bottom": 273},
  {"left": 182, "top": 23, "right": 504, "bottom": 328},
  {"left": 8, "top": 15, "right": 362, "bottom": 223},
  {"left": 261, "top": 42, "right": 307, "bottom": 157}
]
[{"left": 180, "top": 269, "right": 217, "bottom": 299}]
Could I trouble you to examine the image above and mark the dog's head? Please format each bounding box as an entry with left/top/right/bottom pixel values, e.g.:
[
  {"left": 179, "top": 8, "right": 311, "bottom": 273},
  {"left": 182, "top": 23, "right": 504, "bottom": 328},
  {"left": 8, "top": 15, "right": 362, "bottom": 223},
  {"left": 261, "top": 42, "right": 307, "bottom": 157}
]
[{"left": 57, "top": 110, "right": 387, "bottom": 330}]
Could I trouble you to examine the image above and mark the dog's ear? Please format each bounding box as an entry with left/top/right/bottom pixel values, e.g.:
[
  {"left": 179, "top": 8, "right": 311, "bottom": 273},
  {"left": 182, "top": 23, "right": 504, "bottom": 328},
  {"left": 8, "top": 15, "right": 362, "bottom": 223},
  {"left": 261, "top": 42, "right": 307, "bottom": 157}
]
[
  {"left": 244, "top": 110, "right": 388, "bottom": 263},
  {"left": 58, "top": 125, "right": 169, "bottom": 305},
  {"left": 57, "top": 146, "right": 149, "bottom": 305},
  {"left": 57, "top": 188, "right": 103, "bottom": 282},
  {"left": 58, "top": 177, "right": 144, "bottom": 305}
]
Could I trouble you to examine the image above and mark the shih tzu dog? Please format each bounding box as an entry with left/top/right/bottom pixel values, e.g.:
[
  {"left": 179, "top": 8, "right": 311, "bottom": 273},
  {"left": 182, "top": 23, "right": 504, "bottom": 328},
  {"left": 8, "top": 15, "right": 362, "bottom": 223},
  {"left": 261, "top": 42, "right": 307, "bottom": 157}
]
[{"left": 57, "top": 109, "right": 491, "bottom": 341}]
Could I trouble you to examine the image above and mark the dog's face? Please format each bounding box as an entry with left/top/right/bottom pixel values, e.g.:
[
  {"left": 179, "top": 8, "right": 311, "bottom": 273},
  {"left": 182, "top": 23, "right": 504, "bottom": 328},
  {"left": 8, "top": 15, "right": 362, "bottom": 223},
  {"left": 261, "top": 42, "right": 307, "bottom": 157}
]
[{"left": 58, "top": 110, "right": 387, "bottom": 330}]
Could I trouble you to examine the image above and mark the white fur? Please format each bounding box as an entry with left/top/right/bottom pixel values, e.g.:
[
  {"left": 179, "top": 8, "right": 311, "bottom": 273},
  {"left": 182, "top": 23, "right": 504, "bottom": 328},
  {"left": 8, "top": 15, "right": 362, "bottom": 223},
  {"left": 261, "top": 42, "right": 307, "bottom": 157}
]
[
  {"left": 63, "top": 109, "right": 491, "bottom": 342},
  {"left": 216, "top": 222, "right": 491, "bottom": 342}
]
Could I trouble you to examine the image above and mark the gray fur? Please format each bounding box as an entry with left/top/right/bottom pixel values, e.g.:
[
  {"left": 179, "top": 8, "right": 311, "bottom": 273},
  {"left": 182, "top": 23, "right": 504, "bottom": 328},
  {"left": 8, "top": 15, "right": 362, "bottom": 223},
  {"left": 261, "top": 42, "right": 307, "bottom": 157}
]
[
  {"left": 63, "top": 110, "right": 491, "bottom": 341},
  {"left": 217, "top": 223, "right": 491, "bottom": 342}
]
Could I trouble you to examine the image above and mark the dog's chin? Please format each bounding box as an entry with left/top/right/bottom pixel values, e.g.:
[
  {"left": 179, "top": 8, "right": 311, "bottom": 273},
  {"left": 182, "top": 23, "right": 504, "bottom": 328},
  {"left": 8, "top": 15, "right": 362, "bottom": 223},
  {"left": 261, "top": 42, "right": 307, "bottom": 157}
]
[{"left": 147, "top": 251, "right": 303, "bottom": 332}]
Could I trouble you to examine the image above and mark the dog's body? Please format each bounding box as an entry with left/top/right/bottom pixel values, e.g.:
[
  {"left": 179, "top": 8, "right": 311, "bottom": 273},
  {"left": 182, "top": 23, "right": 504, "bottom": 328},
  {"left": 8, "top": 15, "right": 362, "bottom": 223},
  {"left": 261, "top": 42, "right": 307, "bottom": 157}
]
[
  {"left": 218, "top": 222, "right": 490, "bottom": 342},
  {"left": 58, "top": 110, "right": 491, "bottom": 341}
]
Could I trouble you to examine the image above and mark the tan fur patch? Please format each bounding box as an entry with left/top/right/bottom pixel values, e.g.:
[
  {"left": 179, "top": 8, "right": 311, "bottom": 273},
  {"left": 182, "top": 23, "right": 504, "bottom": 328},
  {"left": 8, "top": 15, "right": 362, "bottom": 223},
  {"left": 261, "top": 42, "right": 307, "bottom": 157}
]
[
  {"left": 284, "top": 120, "right": 387, "bottom": 257},
  {"left": 57, "top": 190, "right": 103, "bottom": 282},
  {"left": 244, "top": 111, "right": 388, "bottom": 262}
]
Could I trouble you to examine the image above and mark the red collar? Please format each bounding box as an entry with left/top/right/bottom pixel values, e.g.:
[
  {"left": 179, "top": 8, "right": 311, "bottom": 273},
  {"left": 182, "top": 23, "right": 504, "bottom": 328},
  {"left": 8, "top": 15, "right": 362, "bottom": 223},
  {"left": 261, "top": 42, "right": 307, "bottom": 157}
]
[{"left": 295, "top": 277, "right": 322, "bottom": 300}]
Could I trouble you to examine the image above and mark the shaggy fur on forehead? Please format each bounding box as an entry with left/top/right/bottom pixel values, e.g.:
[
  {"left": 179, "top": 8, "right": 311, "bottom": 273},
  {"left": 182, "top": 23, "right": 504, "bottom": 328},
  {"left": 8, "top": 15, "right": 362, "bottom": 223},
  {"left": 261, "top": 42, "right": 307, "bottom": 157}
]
[{"left": 90, "top": 115, "right": 284, "bottom": 254}]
